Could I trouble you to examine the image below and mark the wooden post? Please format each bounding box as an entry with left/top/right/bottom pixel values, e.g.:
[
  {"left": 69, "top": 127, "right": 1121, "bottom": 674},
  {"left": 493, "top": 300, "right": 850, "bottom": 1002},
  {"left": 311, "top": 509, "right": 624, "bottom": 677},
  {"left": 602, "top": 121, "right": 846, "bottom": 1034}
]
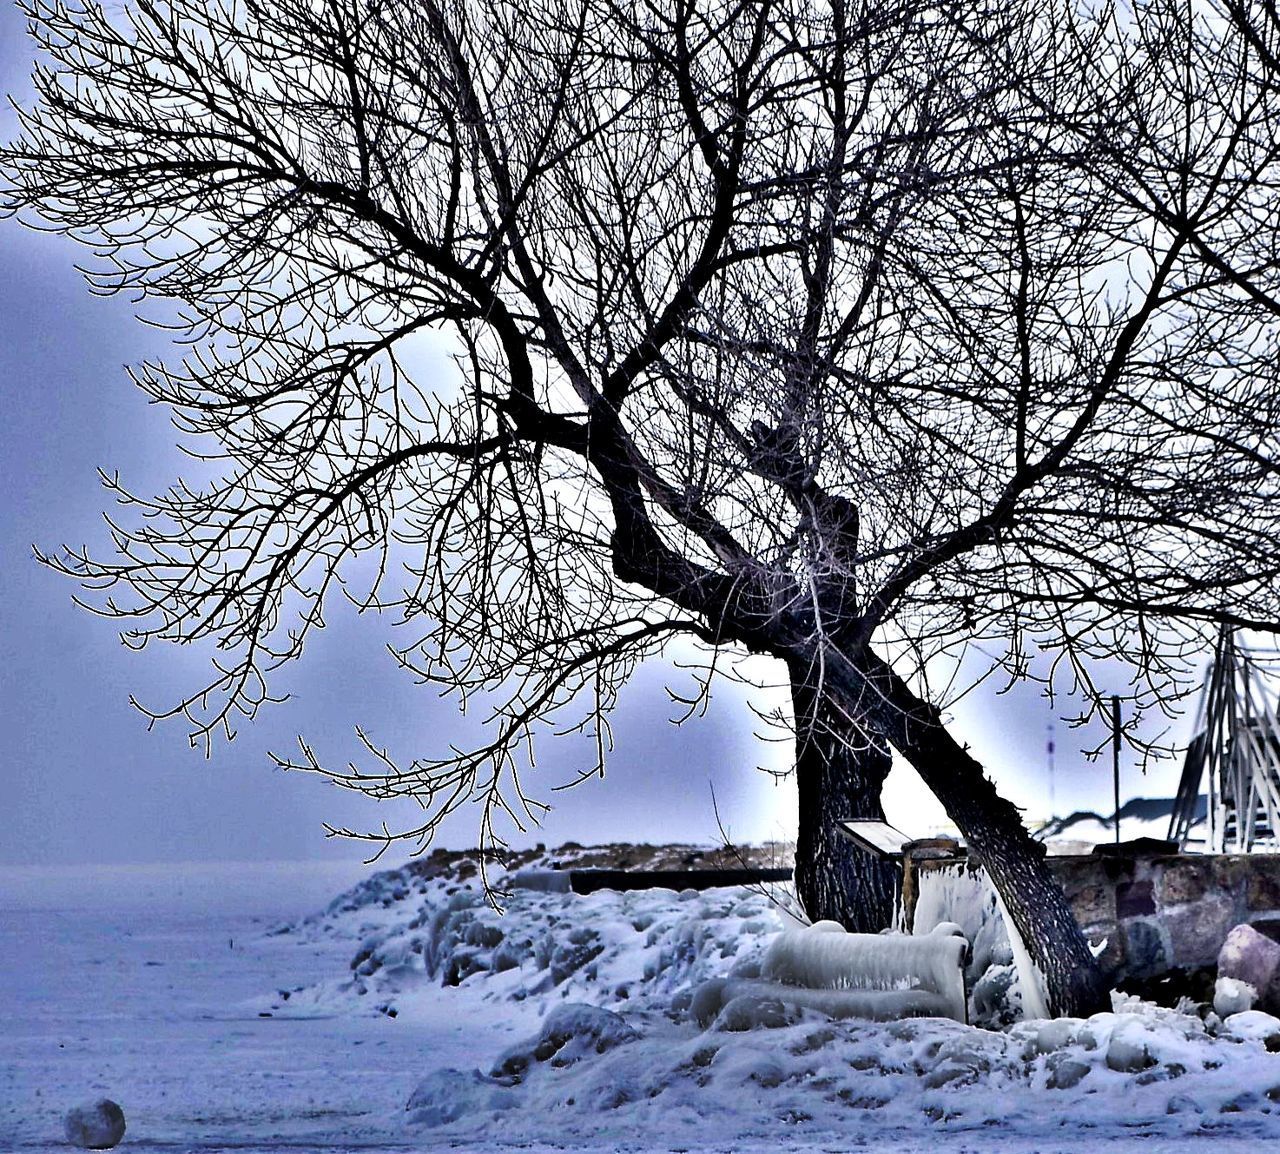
[{"left": 1112, "top": 695, "right": 1122, "bottom": 846}]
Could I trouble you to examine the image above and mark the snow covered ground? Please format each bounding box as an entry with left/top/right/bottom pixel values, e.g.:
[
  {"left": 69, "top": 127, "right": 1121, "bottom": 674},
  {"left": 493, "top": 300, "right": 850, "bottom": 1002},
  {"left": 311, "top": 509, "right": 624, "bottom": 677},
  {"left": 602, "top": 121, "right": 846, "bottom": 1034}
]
[{"left": 4, "top": 853, "right": 1280, "bottom": 1152}]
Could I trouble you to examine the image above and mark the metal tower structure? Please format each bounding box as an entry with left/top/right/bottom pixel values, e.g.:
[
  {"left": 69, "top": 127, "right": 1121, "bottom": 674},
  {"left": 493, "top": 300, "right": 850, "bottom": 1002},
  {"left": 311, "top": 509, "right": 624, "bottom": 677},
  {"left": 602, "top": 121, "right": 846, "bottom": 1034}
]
[{"left": 1169, "top": 631, "right": 1280, "bottom": 853}]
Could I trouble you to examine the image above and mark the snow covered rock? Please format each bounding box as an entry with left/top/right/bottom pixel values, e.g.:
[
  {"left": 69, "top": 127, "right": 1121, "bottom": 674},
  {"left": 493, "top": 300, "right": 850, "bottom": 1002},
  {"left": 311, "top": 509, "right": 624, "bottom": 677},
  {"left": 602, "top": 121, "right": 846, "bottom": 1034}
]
[
  {"left": 490, "top": 1003, "right": 640, "bottom": 1083},
  {"left": 971, "top": 962, "right": 1019, "bottom": 1028},
  {"left": 64, "top": 1099, "right": 126, "bottom": 1149},
  {"left": 712, "top": 992, "right": 805, "bottom": 1032},
  {"left": 269, "top": 864, "right": 789, "bottom": 1024},
  {"left": 1221, "top": 1009, "right": 1280, "bottom": 1049},
  {"left": 1219, "top": 923, "right": 1280, "bottom": 1013},
  {"left": 405, "top": 1069, "right": 516, "bottom": 1127},
  {"left": 1104, "top": 1019, "right": 1158, "bottom": 1072},
  {"left": 295, "top": 854, "right": 1280, "bottom": 1145},
  {"left": 1214, "top": 975, "right": 1258, "bottom": 1017}
]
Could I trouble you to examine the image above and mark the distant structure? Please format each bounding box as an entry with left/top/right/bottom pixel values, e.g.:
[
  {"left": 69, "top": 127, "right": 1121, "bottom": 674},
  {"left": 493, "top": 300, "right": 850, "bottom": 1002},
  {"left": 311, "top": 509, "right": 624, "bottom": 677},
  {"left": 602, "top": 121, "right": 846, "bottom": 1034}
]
[{"left": 1169, "top": 630, "right": 1280, "bottom": 853}]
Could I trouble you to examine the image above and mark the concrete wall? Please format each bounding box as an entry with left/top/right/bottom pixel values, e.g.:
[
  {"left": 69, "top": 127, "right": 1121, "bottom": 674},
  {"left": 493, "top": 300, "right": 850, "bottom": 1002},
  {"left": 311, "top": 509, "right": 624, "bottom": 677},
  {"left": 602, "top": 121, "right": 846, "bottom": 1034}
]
[{"left": 915, "top": 852, "right": 1280, "bottom": 982}]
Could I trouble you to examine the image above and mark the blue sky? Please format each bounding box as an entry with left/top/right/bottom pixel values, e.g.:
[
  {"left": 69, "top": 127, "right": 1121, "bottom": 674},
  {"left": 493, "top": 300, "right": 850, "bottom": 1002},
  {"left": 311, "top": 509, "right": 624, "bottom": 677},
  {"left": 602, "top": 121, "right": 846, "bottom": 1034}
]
[{"left": 0, "top": 3, "right": 1190, "bottom": 866}]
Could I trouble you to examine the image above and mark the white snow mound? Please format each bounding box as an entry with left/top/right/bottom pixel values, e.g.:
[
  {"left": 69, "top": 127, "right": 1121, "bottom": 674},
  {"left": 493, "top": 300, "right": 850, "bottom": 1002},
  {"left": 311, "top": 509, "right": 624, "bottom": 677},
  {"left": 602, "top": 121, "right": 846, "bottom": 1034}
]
[{"left": 269, "top": 854, "right": 1280, "bottom": 1146}]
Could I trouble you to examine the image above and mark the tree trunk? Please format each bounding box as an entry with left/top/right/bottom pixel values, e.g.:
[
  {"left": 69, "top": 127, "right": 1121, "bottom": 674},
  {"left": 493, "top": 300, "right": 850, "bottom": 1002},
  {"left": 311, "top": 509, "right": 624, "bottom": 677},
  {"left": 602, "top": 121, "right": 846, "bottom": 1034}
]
[
  {"left": 789, "top": 663, "right": 897, "bottom": 932},
  {"left": 826, "top": 646, "right": 1110, "bottom": 1019}
]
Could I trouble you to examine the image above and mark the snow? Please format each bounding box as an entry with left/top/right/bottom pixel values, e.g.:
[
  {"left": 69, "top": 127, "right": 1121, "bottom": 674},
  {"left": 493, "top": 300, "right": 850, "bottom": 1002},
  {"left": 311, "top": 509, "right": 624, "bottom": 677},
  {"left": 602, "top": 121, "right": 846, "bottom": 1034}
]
[
  {"left": 6, "top": 852, "right": 1280, "bottom": 1152},
  {"left": 1215, "top": 976, "right": 1258, "bottom": 1016}
]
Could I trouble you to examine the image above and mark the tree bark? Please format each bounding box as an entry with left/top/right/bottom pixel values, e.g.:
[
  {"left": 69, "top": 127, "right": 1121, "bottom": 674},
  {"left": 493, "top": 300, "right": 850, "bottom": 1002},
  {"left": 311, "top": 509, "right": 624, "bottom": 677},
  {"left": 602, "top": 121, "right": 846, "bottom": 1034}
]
[
  {"left": 825, "top": 646, "right": 1110, "bottom": 1019},
  {"left": 789, "top": 662, "right": 897, "bottom": 932}
]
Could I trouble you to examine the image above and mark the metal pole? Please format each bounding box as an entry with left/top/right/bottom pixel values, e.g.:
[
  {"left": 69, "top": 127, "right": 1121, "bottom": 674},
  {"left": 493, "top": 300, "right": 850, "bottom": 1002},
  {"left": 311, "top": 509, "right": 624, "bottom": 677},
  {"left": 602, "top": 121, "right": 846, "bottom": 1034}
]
[{"left": 1112, "top": 694, "right": 1122, "bottom": 845}]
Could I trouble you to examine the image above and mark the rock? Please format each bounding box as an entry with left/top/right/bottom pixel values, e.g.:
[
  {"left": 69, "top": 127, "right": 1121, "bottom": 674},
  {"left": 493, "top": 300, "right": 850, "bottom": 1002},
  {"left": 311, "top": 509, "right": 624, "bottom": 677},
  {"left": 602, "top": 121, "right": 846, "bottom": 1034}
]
[
  {"left": 1105, "top": 1022, "right": 1156, "bottom": 1072},
  {"left": 490, "top": 1003, "right": 639, "bottom": 1083},
  {"left": 1157, "top": 859, "right": 1214, "bottom": 906},
  {"left": 689, "top": 978, "right": 728, "bottom": 1028},
  {"left": 64, "top": 1099, "right": 126, "bottom": 1149},
  {"left": 1116, "top": 879, "right": 1157, "bottom": 919},
  {"left": 923, "top": 1062, "right": 977, "bottom": 1089},
  {"left": 1162, "top": 896, "right": 1236, "bottom": 968},
  {"left": 1214, "top": 975, "right": 1257, "bottom": 1018},
  {"left": 1046, "top": 1056, "right": 1090, "bottom": 1089},
  {"left": 1221, "top": 1009, "right": 1280, "bottom": 1049},
  {"left": 1119, "top": 919, "right": 1168, "bottom": 979},
  {"left": 1246, "top": 865, "right": 1280, "bottom": 911},
  {"left": 1218, "top": 923, "right": 1280, "bottom": 1012},
  {"left": 712, "top": 993, "right": 801, "bottom": 1032},
  {"left": 1028, "top": 1017, "right": 1084, "bottom": 1055}
]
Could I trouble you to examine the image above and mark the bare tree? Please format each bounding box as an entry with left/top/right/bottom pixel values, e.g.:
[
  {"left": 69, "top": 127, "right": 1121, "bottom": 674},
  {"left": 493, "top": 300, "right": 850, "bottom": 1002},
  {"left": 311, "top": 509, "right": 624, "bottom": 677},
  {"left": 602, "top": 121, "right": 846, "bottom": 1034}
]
[{"left": 6, "top": 0, "right": 1280, "bottom": 1017}]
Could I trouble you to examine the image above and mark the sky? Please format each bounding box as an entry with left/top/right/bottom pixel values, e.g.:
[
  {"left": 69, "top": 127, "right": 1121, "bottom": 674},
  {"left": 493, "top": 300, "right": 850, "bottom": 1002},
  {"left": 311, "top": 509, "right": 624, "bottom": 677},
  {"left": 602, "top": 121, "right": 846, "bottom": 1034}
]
[{"left": 0, "top": 4, "right": 1195, "bottom": 868}]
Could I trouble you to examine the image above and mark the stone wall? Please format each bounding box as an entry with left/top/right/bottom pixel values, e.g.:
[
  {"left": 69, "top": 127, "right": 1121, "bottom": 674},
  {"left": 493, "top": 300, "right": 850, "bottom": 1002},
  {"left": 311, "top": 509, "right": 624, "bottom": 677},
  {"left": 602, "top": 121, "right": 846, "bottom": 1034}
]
[{"left": 914, "top": 852, "right": 1280, "bottom": 984}]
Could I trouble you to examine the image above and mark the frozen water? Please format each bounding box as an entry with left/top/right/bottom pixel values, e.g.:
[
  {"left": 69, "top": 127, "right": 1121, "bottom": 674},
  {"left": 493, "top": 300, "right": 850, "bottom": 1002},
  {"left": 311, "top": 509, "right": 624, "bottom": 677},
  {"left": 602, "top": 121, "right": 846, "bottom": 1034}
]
[{"left": 760, "top": 921, "right": 967, "bottom": 1021}]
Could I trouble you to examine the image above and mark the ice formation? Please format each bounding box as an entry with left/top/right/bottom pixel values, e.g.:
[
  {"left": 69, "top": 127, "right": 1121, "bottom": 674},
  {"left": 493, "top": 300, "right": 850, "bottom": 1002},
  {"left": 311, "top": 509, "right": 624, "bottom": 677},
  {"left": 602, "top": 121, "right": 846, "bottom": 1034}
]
[
  {"left": 913, "top": 860, "right": 1048, "bottom": 1022},
  {"left": 748, "top": 920, "right": 968, "bottom": 1022}
]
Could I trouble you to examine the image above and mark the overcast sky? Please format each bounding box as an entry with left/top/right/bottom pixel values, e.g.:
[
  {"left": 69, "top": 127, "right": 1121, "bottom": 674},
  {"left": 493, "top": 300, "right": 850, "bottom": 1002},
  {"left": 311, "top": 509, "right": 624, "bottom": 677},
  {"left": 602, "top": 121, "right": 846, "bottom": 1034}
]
[{"left": 0, "top": 4, "right": 1193, "bottom": 868}]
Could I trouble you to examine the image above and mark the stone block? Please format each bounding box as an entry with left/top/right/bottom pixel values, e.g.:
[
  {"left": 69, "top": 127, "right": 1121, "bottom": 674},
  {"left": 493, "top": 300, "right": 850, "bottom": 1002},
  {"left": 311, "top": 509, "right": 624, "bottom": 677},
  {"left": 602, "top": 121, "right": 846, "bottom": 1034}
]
[
  {"left": 1120, "top": 919, "right": 1170, "bottom": 979},
  {"left": 1050, "top": 858, "right": 1101, "bottom": 893},
  {"left": 1246, "top": 862, "right": 1280, "bottom": 913},
  {"left": 1219, "top": 923, "right": 1280, "bottom": 1014},
  {"left": 1158, "top": 859, "right": 1214, "bottom": 907},
  {"left": 1162, "top": 895, "right": 1237, "bottom": 968},
  {"left": 1068, "top": 883, "right": 1116, "bottom": 926},
  {"left": 1214, "top": 856, "right": 1248, "bottom": 896},
  {"left": 1098, "top": 856, "right": 1140, "bottom": 885},
  {"left": 1117, "top": 879, "right": 1157, "bottom": 919},
  {"left": 1082, "top": 920, "right": 1123, "bottom": 975}
]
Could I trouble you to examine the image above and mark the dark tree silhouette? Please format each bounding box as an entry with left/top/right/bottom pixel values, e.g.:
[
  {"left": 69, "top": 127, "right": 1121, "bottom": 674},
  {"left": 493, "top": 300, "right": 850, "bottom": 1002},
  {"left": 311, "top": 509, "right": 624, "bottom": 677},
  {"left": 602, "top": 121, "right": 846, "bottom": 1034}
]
[{"left": 6, "top": 0, "right": 1280, "bottom": 1016}]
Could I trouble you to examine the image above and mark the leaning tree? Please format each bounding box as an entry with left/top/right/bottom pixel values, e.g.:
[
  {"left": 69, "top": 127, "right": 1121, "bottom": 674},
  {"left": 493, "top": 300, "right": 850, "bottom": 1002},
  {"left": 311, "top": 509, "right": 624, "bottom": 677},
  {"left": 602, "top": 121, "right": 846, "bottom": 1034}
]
[{"left": 6, "top": 0, "right": 1280, "bottom": 1017}]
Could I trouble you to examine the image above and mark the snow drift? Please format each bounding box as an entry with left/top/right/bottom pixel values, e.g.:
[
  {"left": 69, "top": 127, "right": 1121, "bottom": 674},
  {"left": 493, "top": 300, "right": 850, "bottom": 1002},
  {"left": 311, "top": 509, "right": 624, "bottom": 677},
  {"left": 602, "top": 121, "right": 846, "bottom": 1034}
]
[{"left": 263, "top": 848, "right": 1280, "bottom": 1147}]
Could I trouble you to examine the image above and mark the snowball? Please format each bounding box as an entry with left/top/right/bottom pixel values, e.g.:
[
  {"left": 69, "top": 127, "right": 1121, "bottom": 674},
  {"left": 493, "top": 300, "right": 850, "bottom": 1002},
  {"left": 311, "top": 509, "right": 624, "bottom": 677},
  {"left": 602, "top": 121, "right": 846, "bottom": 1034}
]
[
  {"left": 64, "top": 1099, "right": 126, "bottom": 1149},
  {"left": 1215, "top": 975, "right": 1258, "bottom": 1018}
]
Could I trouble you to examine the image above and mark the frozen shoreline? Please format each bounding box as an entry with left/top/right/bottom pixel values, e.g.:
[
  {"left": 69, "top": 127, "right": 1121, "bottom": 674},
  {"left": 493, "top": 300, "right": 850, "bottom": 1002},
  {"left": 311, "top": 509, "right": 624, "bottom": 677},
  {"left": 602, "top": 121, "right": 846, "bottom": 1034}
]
[{"left": 4, "top": 859, "right": 1280, "bottom": 1153}]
